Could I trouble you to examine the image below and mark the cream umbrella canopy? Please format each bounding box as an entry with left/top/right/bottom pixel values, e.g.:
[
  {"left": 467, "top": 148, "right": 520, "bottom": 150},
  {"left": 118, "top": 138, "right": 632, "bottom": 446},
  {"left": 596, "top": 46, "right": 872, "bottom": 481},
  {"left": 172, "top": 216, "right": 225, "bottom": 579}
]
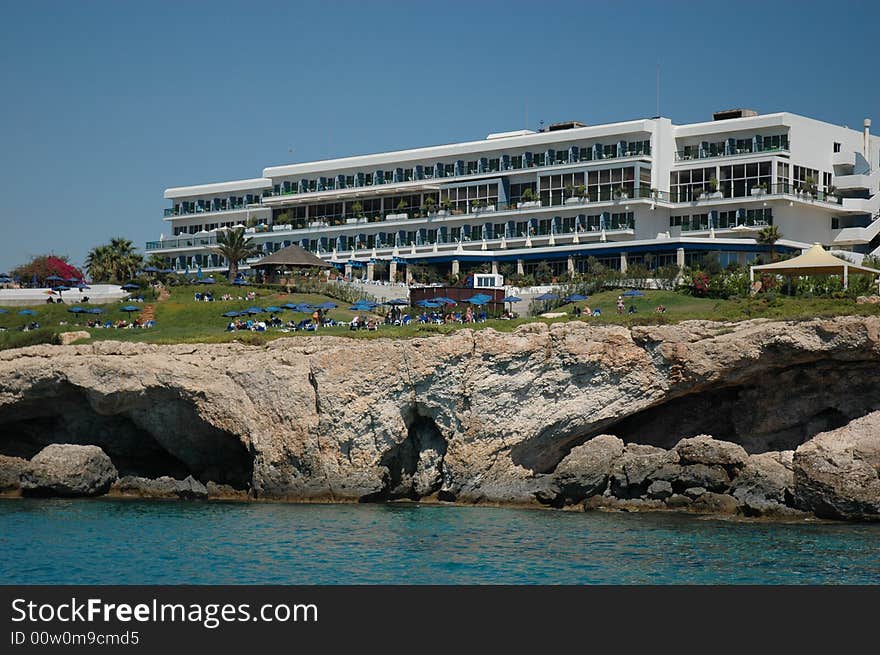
[{"left": 750, "top": 243, "right": 880, "bottom": 289}]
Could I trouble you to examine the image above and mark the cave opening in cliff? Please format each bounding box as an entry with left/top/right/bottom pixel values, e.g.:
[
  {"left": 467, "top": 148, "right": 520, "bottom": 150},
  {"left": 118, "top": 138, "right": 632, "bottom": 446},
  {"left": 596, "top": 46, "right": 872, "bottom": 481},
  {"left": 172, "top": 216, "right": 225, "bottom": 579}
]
[
  {"left": 360, "top": 404, "right": 448, "bottom": 502},
  {"left": 512, "top": 359, "right": 880, "bottom": 474},
  {"left": 0, "top": 382, "right": 253, "bottom": 490}
]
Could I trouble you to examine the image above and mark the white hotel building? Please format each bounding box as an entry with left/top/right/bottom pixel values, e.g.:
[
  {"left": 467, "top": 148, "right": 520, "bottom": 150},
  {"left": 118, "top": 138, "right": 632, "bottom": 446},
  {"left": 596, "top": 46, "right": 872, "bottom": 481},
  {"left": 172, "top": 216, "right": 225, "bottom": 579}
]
[{"left": 147, "top": 109, "right": 880, "bottom": 281}]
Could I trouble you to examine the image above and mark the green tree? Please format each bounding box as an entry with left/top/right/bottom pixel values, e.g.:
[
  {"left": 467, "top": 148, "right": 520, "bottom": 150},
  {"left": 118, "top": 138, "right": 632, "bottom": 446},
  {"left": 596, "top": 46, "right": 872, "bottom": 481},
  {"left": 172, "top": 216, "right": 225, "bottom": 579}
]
[
  {"left": 85, "top": 238, "right": 143, "bottom": 283},
  {"left": 213, "top": 227, "right": 261, "bottom": 282},
  {"left": 756, "top": 225, "right": 783, "bottom": 261}
]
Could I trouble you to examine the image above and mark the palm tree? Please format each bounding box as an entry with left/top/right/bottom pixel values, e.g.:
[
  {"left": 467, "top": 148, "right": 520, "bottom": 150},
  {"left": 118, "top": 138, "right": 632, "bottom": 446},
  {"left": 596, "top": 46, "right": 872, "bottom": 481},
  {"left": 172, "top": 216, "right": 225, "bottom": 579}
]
[
  {"left": 85, "top": 238, "right": 144, "bottom": 282},
  {"left": 213, "top": 228, "right": 261, "bottom": 282},
  {"left": 756, "top": 225, "right": 782, "bottom": 261}
]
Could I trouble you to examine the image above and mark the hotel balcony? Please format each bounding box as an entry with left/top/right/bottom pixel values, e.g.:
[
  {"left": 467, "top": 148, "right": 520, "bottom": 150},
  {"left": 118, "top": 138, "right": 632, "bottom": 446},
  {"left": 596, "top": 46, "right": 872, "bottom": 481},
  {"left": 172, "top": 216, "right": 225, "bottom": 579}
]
[
  {"left": 163, "top": 203, "right": 268, "bottom": 220},
  {"left": 833, "top": 170, "right": 879, "bottom": 192},
  {"left": 674, "top": 141, "right": 789, "bottom": 162}
]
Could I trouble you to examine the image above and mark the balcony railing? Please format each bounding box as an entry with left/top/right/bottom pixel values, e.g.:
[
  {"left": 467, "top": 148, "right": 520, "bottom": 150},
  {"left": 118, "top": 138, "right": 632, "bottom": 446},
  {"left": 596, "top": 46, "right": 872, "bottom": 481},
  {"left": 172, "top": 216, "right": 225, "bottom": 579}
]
[
  {"left": 675, "top": 142, "right": 789, "bottom": 161},
  {"left": 163, "top": 203, "right": 264, "bottom": 218},
  {"left": 262, "top": 148, "right": 652, "bottom": 199},
  {"left": 668, "top": 183, "right": 842, "bottom": 204}
]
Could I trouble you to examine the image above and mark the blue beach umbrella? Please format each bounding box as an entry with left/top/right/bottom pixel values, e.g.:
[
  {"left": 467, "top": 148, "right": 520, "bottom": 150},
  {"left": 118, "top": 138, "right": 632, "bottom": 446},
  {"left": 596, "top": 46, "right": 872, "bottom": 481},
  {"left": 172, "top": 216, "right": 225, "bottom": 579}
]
[
  {"left": 564, "top": 294, "right": 589, "bottom": 303},
  {"left": 385, "top": 298, "right": 409, "bottom": 306},
  {"left": 245, "top": 306, "right": 264, "bottom": 314},
  {"left": 263, "top": 306, "right": 282, "bottom": 313},
  {"left": 222, "top": 311, "right": 242, "bottom": 318},
  {"left": 120, "top": 305, "right": 141, "bottom": 314},
  {"left": 52, "top": 285, "right": 71, "bottom": 292},
  {"left": 67, "top": 306, "right": 85, "bottom": 314},
  {"left": 233, "top": 278, "right": 249, "bottom": 286},
  {"left": 622, "top": 290, "right": 645, "bottom": 297},
  {"left": 18, "top": 309, "right": 36, "bottom": 316},
  {"left": 501, "top": 296, "right": 522, "bottom": 304},
  {"left": 196, "top": 266, "right": 203, "bottom": 280},
  {"left": 142, "top": 266, "right": 160, "bottom": 273},
  {"left": 65, "top": 277, "right": 81, "bottom": 284},
  {"left": 534, "top": 293, "right": 558, "bottom": 301},
  {"left": 318, "top": 301, "right": 337, "bottom": 310},
  {"left": 77, "top": 284, "right": 91, "bottom": 290},
  {"left": 0, "top": 308, "right": 8, "bottom": 314},
  {"left": 46, "top": 275, "right": 64, "bottom": 282},
  {"left": 162, "top": 268, "right": 177, "bottom": 274},
  {"left": 201, "top": 277, "right": 216, "bottom": 284},
  {"left": 417, "top": 300, "right": 441, "bottom": 308},
  {"left": 281, "top": 303, "right": 299, "bottom": 310},
  {"left": 121, "top": 283, "right": 140, "bottom": 291}
]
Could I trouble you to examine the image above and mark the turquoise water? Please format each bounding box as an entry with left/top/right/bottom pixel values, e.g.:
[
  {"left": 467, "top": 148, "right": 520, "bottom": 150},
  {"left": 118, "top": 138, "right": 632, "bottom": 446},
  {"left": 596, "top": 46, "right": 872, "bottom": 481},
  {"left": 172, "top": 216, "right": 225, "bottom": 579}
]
[{"left": 1, "top": 499, "right": 879, "bottom": 584}]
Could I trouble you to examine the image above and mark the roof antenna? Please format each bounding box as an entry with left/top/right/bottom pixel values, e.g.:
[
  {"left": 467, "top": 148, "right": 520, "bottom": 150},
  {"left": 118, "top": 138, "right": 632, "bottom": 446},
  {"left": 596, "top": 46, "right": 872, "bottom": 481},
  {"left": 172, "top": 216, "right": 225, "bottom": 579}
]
[{"left": 656, "top": 64, "right": 661, "bottom": 117}]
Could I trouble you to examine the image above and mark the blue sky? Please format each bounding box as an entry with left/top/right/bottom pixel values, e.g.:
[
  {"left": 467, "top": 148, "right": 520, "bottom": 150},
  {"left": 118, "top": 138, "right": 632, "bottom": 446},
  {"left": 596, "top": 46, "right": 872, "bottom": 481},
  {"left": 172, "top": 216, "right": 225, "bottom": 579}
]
[{"left": 1, "top": 0, "right": 878, "bottom": 273}]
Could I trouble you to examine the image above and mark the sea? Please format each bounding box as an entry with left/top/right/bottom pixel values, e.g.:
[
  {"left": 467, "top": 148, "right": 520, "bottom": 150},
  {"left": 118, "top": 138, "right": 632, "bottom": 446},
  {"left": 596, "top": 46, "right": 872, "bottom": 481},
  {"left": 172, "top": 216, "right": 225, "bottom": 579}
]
[{"left": 2, "top": 499, "right": 879, "bottom": 584}]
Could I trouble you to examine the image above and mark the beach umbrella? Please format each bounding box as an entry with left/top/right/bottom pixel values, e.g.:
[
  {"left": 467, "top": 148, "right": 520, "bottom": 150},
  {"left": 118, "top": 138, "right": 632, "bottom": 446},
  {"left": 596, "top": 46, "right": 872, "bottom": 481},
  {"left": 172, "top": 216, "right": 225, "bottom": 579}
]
[
  {"left": 564, "top": 294, "right": 589, "bottom": 303},
  {"left": 18, "top": 309, "right": 36, "bottom": 316},
  {"left": 385, "top": 298, "right": 410, "bottom": 306},
  {"left": 196, "top": 266, "right": 203, "bottom": 280},
  {"left": 200, "top": 277, "right": 216, "bottom": 284},
  {"left": 245, "top": 306, "right": 264, "bottom": 314},
  {"left": 263, "top": 306, "right": 282, "bottom": 313},
  {"left": 281, "top": 303, "right": 299, "bottom": 310},
  {"left": 67, "top": 306, "right": 85, "bottom": 314},
  {"left": 318, "top": 301, "right": 337, "bottom": 310},
  {"left": 233, "top": 279, "right": 249, "bottom": 286},
  {"left": 622, "top": 290, "right": 645, "bottom": 297},
  {"left": 222, "top": 311, "right": 241, "bottom": 318},
  {"left": 142, "top": 266, "right": 160, "bottom": 273},
  {"left": 0, "top": 308, "right": 8, "bottom": 314},
  {"left": 417, "top": 300, "right": 441, "bottom": 308},
  {"left": 501, "top": 296, "right": 522, "bottom": 304},
  {"left": 297, "top": 302, "right": 316, "bottom": 310},
  {"left": 162, "top": 268, "right": 177, "bottom": 274},
  {"left": 121, "top": 283, "right": 140, "bottom": 291},
  {"left": 120, "top": 305, "right": 141, "bottom": 315},
  {"left": 46, "top": 275, "right": 64, "bottom": 282},
  {"left": 52, "top": 285, "right": 71, "bottom": 292},
  {"left": 77, "top": 283, "right": 91, "bottom": 290},
  {"left": 534, "top": 293, "right": 558, "bottom": 301}
]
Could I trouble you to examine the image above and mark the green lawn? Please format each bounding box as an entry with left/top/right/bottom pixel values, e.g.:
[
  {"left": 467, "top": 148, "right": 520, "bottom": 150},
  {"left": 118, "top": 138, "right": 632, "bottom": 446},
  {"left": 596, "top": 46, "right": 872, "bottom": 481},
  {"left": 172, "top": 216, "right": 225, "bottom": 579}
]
[{"left": 2, "top": 283, "right": 880, "bottom": 351}]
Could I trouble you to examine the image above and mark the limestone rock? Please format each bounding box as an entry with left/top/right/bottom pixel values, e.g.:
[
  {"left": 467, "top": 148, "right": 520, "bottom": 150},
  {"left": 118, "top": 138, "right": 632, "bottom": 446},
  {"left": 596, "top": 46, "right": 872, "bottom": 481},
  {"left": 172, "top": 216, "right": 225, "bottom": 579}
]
[
  {"left": 647, "top": 479, "right": 673, "bottom": 500},
  {"left": 20, "top": 444, "right": 117, "bottom": 497},
  {"left": 691, "top": 492, "right": 741, "bottom": 515},
  {"left": 0, "top": 455, "right": 29, "bottom": 493},
  {"left": 552, "top": 435, "right": 625, "bottom": 503},
  {"left": 0, "top": 315, "right": 879, "bottom": 519},
  {"left": 793, "top": 412, "right": 880, "bottom": 520},
  {"left": 652, "top": 463, "right": 731, "bottom": 493},
  {"left": 675, "top": 435, "right": 748, "bottom": 471},
  {"left": 112, "top": 475, "right": 207, "bottom": 499},
  {"left": 665, "top": 493, "right": 692, "bottom": 508},
  {"left": 731, "top": 452, "right": 794, "bottom": 515},
  {"left": 59, "top": 331, "right": 90, "bottom": 346},
  {"left": 610, "top": 444, "right": 678, "bottom": 498}
]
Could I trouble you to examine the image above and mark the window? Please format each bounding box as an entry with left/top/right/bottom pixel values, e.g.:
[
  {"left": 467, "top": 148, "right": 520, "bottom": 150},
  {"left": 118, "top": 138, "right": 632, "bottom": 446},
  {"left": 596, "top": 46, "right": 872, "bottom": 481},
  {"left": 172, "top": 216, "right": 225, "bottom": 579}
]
[
  {"left": 587, "top": 166, "right": 635, "bottom": 201},
  {"left": 509, "top": 182, "right": 537, "bottom": 205},
  {"left": 833, "top": 142, "right": 841, "bottom": 153},
  {"left": 440, "top": 184, "right": 498, "bottom": 213},
  {"left": 777, "top": 162, "right": 790, "bottom": 193},
  {"left": 670, "top": 167, "right": 716, "bottom": 202},
  {"left": 793, "top": 165, "right": 819, "bottom": 193},
  {"left": 823, "top": 172, "right": 833, "bottom": 193},
  {"left": 669, "top": 213, "right": 709, "bottom": 231},
  {"left": 719, "top": 161, "right": 772, "bottom": 197},
  {"left": 539, "top": 172, "right": 586, "bottom": 206}
]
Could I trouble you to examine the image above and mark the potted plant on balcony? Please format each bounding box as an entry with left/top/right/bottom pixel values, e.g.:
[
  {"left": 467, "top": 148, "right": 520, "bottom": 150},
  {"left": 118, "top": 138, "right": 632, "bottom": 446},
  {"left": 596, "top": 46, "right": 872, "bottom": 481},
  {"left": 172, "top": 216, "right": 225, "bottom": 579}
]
[
  {"left": 706, "top": 177, "right": 723, "bottom": 199},
  {"left": 440, "top": 197, "right": 454, "bottom": 215},
  {"left": 614, "top": 185, "right": 629, "bottom": 200},
  {"left": 422, "top": 195, "right": 438, "bottom": 216},
  {"left": 825, "top": 185, "right": 838, "bottom": 203},
  {"left": 801, "top": 176, "right": 818, "bottom": 199},
  {"left": 750, "top": 182, "right": 767, "bottom": 196},
  {"left": 565, "top": 184, "right": 587, "bottom": 205},
  {"left": 517, "top": 187, "right": 540, "bottom": 209},
  {"left": 388, "top": 199, "right": 409, "bottom": 220}
]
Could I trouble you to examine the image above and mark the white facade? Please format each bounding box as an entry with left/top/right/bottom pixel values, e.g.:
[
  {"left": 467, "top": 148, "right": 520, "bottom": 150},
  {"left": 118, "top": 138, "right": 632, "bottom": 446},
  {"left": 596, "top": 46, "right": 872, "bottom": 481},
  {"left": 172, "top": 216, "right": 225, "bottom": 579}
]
[{"left": 147, "top": 109, "right": 880, "bottom": 279}]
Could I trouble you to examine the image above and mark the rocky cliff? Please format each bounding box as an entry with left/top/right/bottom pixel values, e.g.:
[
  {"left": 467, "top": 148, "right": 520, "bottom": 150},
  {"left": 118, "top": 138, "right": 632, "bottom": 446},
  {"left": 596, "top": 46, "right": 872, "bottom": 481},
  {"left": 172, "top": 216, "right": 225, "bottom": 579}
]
[{"left": 1, "top": 316, "right": 879, "bottom": 520}]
